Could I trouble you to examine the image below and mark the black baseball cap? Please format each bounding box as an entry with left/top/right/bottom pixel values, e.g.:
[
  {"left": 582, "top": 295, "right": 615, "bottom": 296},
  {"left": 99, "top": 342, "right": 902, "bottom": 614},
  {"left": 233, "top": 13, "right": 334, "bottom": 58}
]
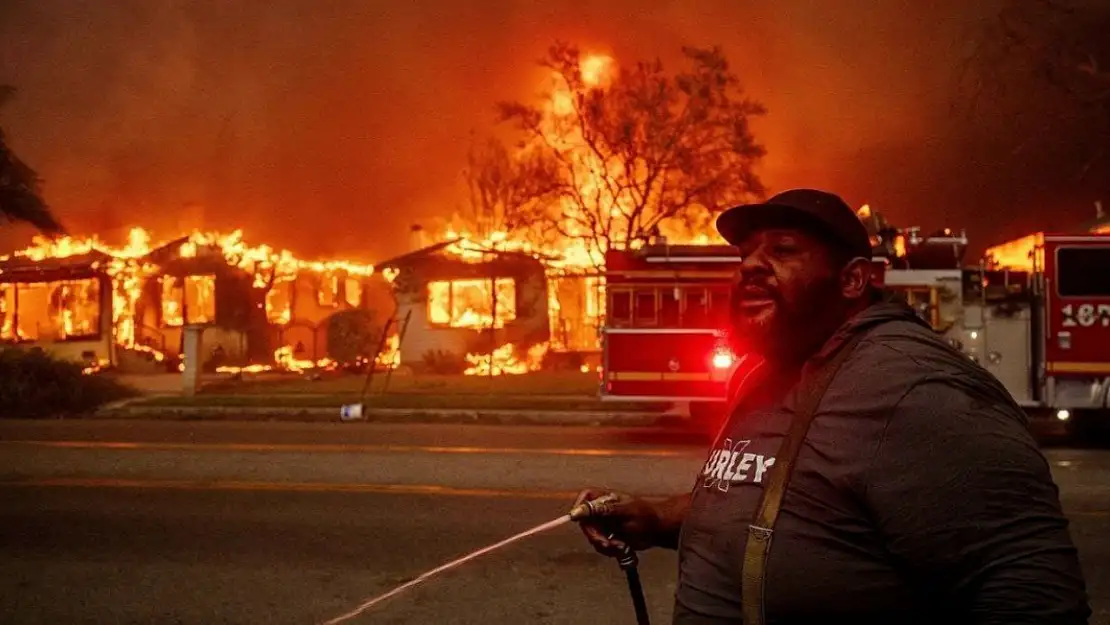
[{"left": 716, "top": 188, "right": 873, "bottom": 260}]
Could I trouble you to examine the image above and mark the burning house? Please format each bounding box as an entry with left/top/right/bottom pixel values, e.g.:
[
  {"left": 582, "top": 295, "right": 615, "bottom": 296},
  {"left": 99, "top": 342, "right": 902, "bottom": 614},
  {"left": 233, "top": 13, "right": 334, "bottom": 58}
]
[
  {"left": 377, "top": 239, "right": 550, "bottom": 374},
  {"left": 1, "top": 224, "right": 596, "bottom": 376},
  {"left": 0, "top": 228, "right": 380, "bottom": 373},
  {"left": 131, "top": 235, "right": 385, "bottom": 370},
  {"left": 0, "top": 250, "right": 116, "bottom": 371}
]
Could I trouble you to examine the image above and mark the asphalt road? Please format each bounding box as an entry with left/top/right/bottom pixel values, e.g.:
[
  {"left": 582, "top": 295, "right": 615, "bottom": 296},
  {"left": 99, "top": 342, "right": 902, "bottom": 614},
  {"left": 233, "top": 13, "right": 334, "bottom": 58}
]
[{"left": 0, "top": 419, "right": 1107, "bottom": 624}]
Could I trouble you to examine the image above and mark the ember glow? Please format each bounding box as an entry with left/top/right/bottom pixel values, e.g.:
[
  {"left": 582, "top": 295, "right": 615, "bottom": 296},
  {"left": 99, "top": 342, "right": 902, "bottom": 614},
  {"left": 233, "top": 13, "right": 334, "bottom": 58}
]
[{"left": 81, "top": 358, "right": 111, "bottom": 375}]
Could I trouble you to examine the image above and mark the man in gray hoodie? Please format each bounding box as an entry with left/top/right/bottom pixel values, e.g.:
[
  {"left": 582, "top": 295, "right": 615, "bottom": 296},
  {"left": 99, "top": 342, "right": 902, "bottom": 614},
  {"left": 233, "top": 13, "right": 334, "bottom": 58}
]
[{"left": 575, "top": 189, "right": 1090, "bottom": 624}]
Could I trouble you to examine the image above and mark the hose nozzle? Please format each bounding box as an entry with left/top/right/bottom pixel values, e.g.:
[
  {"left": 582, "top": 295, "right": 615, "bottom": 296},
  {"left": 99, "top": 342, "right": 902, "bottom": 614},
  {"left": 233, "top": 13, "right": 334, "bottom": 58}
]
[{"left": 568, "top": 493, "right": 620, "bottom": 521}]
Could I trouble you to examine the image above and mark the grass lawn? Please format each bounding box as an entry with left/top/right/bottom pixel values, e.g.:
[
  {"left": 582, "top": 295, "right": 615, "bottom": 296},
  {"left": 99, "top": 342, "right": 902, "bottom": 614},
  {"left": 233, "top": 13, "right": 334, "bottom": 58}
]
[
  {"left": 199, "top": 370, "right": 602, "bottom": 397},
  {"left": 121, "top": 370, "right": 672, "bottom": 413}
]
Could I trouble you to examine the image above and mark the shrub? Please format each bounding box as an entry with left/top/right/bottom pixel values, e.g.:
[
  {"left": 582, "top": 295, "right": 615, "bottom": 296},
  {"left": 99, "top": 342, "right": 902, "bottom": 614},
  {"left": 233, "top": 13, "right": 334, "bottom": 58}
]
[
  {"left": 0, "top": 348, "right": 136, "bottom": 418},
  {"left": 326, "top": 310, "right": 383, "bottom": 365}
]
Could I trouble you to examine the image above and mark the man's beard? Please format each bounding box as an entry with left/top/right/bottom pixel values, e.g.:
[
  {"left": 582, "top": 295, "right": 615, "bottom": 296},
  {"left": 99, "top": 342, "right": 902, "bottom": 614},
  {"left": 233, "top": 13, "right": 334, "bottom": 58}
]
[{"left": 729, "top": 275, "right": 843, "bottom": 362}]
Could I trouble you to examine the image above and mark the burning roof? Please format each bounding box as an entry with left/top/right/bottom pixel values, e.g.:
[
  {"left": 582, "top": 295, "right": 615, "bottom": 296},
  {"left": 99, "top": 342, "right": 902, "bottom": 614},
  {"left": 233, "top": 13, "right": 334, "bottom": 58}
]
[
  {"left": 0, "top": 228, "right": 375, "bottom": 279},
  {"left": 0, "top": 248, "right": 112, "bottom": 281}
]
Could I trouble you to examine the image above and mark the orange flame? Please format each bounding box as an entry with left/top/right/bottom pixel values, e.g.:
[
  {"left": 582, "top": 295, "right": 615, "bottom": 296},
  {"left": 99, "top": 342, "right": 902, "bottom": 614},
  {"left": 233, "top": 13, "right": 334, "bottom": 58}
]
[
  {"left": 81, "top": 358, "right": 111, "bottom": 375},
  {"left": 984, "top": 233, "right": 1044, "bottom": 271},
  {"left": 580, "top": 54, "right": 614, "bottom": 87},
  {"left": 375, "top": 334, "right": 401, "bottom": 369},
  {"left": 427, "top": 277, "right": 516, "bottom": 330},
  {"left": 463, "top": 342, "right": 548, "bottom": 376},
  {"left": 273, "top": 345, "right": 334, "bottom": 373}
]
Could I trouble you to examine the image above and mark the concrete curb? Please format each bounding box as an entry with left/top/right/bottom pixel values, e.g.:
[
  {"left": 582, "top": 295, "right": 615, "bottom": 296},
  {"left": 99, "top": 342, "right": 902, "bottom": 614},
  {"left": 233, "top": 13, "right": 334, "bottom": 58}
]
[{"left": 92, "top": 405, "right": 676, "bottom": 427}]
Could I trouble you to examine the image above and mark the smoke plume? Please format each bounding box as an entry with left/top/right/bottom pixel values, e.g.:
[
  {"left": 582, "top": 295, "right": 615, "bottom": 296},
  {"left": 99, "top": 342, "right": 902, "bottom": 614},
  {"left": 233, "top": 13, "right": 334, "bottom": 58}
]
[{"left": 1, "top": 0, "right": 1103, "bottom": 258}]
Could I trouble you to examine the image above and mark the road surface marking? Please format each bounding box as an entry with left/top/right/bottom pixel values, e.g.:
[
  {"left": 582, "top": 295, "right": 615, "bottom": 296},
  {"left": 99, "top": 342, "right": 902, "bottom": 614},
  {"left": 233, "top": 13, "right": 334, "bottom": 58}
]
[
  {"left": 0, "top": 440, "right": 693, "bottom": 457},
  {"left": 3, "top": 478, "right": 1104, "bottom": 521},
  {"left": 2, "top": 477, "right": 1105, "bottom": 517}
]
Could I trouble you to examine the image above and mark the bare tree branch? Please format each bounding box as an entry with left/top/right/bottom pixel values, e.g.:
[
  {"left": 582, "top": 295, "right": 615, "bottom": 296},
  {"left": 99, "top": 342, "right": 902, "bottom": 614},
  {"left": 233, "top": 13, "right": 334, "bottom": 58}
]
[{"left": 477, "top": 43, "right": 765, "bottom": 259}]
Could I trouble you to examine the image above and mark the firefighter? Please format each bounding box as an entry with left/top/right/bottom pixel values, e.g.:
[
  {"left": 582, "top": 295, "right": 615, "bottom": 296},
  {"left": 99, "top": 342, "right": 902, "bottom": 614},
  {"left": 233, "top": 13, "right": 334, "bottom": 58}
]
[{"left": 574, "top": 188, "right": 1090, "bottom": 624}]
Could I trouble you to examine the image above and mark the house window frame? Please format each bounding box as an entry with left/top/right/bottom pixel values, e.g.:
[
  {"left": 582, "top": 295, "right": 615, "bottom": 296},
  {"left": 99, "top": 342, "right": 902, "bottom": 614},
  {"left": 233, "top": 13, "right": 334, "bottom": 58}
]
[
  {"left": 0, "top": 277, "right": 106, "bottom": 343},
  {"left": 425, "top": 277, "right": 517, "bottom": 329},
  {"left": 317, "top": 274, "right": 340, "bottom": 308},
  {"left": 160, "top": 274, "right": 217, "bottom": 328}
]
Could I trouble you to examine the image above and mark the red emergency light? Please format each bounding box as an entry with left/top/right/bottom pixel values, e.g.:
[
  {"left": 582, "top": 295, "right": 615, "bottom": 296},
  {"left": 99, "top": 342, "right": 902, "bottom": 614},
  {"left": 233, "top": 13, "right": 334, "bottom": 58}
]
[{"left": 711, "top": 348, "right": 735, "bottom": 370}]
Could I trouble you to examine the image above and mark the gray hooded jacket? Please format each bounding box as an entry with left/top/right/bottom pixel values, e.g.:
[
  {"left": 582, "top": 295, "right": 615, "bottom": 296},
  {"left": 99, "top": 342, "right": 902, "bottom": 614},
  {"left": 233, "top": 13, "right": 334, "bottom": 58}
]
[{"left": 674, "top": 302, "right": 1090, "bottom": 624}]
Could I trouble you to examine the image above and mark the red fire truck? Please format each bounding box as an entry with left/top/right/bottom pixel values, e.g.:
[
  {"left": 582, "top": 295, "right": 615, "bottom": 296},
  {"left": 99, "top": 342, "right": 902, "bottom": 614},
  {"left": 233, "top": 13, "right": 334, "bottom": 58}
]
[
  {"left": 972, "top": 233, "right": 1110, "bottom": 439},
  {"left": 599, "top": 244, "right": 739, "bottom": 410},
  {"left": 599, "top": 231, "right": 1110, "bottom": 441},
  {"left": 599, "top": 242, "right": 888, "bottom": 428}
]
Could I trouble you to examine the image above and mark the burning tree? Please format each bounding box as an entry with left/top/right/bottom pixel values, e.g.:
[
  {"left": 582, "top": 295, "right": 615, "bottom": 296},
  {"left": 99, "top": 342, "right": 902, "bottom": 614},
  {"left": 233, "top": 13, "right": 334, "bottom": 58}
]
[
  {"left": 461, "top": 136, "right": 563, "bottom": 242},
  {"left": 468, "top": 43, "right": 767, "bottom": 266},
  {"left": 0, "top": 86, "right": 64, "bottom": 235},
  {"left": 962, "top": 0, "right": 1110, "bottom": 178}
]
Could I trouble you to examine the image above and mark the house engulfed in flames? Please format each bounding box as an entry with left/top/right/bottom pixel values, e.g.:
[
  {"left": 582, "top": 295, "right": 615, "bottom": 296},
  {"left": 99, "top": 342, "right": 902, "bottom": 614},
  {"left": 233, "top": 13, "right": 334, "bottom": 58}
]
[
  {"left": 0, "top": 229, "right": 383, "bottom": 373},
  {"left": 0, "top": 249, "right": 117, "bottom": 370},
  {"left": 374, "top": 224, "right": 606, "bottom": 375},
  {"left": 0, "top": 225, "right": 601, "bottom": 376},
  {"left": 377, "top": 236, "right": 551, "bottom": 375}
]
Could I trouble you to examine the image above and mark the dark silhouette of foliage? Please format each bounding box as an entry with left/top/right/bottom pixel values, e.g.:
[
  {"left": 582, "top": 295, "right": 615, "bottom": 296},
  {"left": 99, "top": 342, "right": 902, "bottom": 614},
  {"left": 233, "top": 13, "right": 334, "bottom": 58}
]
[{"left": 0, "top": 86, "right": 64, "bottom": 234}]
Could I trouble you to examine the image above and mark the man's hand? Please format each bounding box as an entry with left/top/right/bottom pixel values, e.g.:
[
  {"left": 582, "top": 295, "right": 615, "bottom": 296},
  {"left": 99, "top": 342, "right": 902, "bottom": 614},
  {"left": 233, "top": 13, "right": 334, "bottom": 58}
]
[{"left": 572, "top": 488, "right": 666, "bottom": 556}]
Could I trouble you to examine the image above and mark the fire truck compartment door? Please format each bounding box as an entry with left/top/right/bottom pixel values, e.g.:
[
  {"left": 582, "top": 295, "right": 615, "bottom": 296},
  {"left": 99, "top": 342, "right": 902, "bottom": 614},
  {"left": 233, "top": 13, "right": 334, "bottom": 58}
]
[
  {"left": 1043, "top": 242, "right": 1110, "bottom": 376},
  {"left": 602, "top": 329, "right": 731, "bottom": 401},
  {"left": 979, "top": 303, "right": 1035, "bottom": 406}
]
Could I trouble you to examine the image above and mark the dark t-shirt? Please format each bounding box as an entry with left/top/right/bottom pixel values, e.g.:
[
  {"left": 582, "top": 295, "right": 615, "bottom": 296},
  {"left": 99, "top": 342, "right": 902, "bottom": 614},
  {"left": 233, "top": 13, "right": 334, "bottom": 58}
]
[{"left": 672, "top": 304, "right": 1090, "bottom": 625}]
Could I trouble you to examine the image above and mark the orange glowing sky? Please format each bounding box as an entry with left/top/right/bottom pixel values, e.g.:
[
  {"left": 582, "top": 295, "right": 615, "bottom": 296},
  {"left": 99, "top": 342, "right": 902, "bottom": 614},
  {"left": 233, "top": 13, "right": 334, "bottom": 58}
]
[{"left": 1, "top": 0, "right": 1106, "bottom": 259}]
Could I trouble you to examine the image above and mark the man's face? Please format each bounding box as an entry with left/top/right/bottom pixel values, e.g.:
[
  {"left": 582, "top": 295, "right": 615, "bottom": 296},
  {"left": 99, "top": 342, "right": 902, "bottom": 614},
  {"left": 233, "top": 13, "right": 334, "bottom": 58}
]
[{"left": 729, "top": 227, "right": 844, "bottom": 359}]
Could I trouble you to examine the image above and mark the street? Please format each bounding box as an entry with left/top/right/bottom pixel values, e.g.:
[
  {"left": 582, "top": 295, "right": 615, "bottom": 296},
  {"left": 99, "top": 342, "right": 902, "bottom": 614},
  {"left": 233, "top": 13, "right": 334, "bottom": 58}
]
[{"left": 0, "top": 419, "right": 1107, "bottom": 624}]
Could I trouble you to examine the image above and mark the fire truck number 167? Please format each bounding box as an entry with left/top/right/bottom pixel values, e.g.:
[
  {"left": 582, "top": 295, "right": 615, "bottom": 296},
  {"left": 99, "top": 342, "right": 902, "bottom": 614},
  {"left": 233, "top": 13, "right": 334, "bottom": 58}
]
[{"left": 1061, "top": 303, "right": 1110, "bottom": 328}]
